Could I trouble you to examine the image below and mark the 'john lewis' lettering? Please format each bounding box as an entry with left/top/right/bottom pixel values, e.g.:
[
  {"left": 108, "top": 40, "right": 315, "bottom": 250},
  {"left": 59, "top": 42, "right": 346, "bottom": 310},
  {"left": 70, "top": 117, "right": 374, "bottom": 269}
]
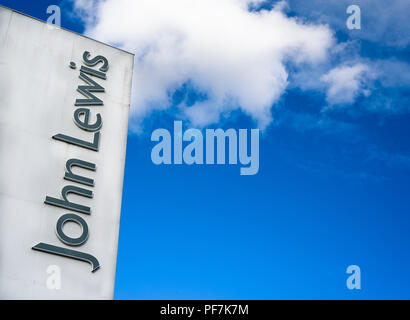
[{"left": 32, "top": 51, "right": 109, "bottom": 273}]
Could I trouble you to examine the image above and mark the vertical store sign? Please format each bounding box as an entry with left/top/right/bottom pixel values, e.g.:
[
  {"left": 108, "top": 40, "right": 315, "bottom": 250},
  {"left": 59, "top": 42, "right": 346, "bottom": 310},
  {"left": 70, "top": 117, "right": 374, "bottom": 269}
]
[
  {"left": 0, "top": 6, "right": 133, "bottom": 298},
  {"left": 32, "top": 52, "right": 110, "bottom": 272}
]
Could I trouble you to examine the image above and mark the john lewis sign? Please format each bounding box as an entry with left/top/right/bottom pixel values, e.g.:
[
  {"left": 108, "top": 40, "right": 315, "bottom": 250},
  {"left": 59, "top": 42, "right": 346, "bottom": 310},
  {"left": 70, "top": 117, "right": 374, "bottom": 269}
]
[
  {"left": 32, "top": 51, "right": 112, "bottom": 273},
  {"left": 0, "top": 6, "right": 133, "bottom": 299}
]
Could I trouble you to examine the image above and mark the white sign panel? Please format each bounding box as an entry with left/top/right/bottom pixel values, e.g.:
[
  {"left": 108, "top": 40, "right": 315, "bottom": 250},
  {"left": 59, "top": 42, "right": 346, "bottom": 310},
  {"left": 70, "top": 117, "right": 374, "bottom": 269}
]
[{"left": 0, "top": 6, "right": 134, "bottom": 299}]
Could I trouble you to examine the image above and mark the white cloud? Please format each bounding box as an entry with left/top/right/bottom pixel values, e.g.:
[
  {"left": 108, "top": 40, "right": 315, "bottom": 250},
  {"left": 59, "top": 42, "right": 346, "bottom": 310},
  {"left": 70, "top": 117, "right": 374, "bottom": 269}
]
[
  {"left": 320, "top": 63, "right": 372, "bottom": 106},
  {"left": 73, "top": 0, "right": 333, "bottom": 130}
]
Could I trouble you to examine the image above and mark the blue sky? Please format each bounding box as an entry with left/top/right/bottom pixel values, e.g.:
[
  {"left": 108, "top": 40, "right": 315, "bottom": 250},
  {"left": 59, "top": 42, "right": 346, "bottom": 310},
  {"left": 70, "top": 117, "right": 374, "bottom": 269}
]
[{"left": 3, "top": 0, "right": 410, "bottom": 299}]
